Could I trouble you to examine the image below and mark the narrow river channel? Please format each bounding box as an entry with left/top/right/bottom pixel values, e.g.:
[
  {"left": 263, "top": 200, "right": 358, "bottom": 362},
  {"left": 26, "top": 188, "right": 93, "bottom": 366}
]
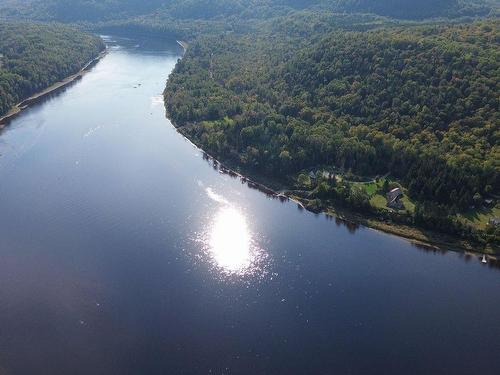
[{"left": 0, "top": 35, "right": 498, "bottom": 375}]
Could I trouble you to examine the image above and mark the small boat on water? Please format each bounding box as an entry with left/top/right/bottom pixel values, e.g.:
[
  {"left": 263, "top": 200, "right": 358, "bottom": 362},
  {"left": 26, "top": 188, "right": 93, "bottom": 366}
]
[{"left": 481, "top": 255, "right": 488, "bottom": 264}]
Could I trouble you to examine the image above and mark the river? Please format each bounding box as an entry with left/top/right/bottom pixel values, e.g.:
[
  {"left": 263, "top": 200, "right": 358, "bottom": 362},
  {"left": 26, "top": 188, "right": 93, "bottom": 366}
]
[{"left": 0, "top": 35, "right": 498, "bottom": 375}]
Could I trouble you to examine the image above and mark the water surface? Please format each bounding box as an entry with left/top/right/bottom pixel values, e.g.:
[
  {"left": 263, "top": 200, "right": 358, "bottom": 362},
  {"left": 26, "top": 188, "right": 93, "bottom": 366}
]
[{"left": 0, "top": 35, "right": 498, "bottom": 375}]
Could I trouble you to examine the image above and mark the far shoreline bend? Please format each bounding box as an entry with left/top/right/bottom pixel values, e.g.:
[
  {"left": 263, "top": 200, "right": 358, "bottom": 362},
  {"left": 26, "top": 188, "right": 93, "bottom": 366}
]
[{"left": 0, "top": 49, "right": 108, "bottom": 128}]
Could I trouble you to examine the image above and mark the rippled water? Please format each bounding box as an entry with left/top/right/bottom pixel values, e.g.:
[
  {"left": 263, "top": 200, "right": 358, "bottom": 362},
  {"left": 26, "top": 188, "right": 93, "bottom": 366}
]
[{"left": 0, "top": 35, "right": 498, "bottom": 375}]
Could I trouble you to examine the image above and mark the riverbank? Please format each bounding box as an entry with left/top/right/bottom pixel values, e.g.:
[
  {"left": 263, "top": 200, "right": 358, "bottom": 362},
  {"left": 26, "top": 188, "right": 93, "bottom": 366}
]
[
  {"left": 164, "top": 38, "right": 498, "bottom": 259},
  {"left": 176, "top": 40, "right": 188, "bottom": 53},
  {"left": 0, "top": 50, "right": 107, "bottom": 128},
  {"left": 169, "top": 122, "right": 499, "bottom": 260},
  {"left": 307, "top": 197, "right": 500, "bottom": 258}
]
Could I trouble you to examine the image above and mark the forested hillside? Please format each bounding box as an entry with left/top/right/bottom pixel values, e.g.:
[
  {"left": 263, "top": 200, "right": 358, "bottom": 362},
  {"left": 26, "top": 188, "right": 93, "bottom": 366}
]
[
  {"left": 336, "top": 0, "right": 496, "bottom": 19},
  {"left": 164, "top": 20, "right": 499, "bottom": 242},
  {"left": 0, "top": 0, "right": 497, "bottom": 22},
  {"left": 0, "top": 22, "right": 104, "bottom": 117},
  {"left": 281, "top": 23, "right": 499, "bottom": 209}
]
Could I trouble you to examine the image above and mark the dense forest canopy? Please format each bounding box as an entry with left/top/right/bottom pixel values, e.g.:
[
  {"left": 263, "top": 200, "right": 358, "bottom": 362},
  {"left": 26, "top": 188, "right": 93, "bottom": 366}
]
[
  {"left": 164, "top": 20, "right": 499, "bottom": 215},
  {"left": 335, "top": 0, "right": 497, "bottom": 19},
  {"left": 0, "top": 0, "right": 498, "bottom": 21},
  {"left": 0, "top": 22, "right": 104, "bottom": 117}
]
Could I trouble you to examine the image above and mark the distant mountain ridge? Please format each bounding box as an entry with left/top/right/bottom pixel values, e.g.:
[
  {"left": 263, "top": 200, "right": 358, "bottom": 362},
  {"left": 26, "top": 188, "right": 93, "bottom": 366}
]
[
  {"left": 0, "top": 0, "right": 497, "bottom": 21},
  {"left": 333, "top": 0, "right": 496, "bottom": 19}
]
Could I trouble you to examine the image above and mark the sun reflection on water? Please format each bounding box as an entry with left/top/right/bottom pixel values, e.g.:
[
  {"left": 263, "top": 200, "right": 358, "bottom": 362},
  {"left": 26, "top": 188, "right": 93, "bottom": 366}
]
[
  {"left": 209, "top": 207, "right": 252, "bottom": 272},
  {"left": 200, "top": 187, "right": 267, "bottom": 277}
]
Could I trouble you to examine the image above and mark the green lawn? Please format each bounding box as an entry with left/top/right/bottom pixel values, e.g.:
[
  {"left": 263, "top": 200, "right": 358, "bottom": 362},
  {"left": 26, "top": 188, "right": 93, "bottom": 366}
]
[
  {"left": 459, "top": 206, "right": 500, "bottom": 230},
  {"left": 401, "top": 195, "right": 415, "bottom": 213},
  {"left": 362, "top": 182, "right": 378, "bottom": 195},
  {"left": 370, "top": 194, "right": 387, "bottom": 209},
  {"left": 354, "top": 178, "right": 416, "bottom": 214},
  {"left": 352, "top": 181, "right": 379, "bottom": 195},
  {"left": 332, "top": 174, "right": 495, "bottom": 229}
]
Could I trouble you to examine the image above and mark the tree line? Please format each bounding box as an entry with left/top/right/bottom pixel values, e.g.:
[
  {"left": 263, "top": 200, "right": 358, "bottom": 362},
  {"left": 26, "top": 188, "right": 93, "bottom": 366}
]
[
  {"left": 0, "top": 22, "right": 105, "bottom": 117},
  {"left": 0, "top": 0, "right": 496, "bottom": 22},
  {"left": 164, "top": 18, "right": 499, "bottom": 243}
]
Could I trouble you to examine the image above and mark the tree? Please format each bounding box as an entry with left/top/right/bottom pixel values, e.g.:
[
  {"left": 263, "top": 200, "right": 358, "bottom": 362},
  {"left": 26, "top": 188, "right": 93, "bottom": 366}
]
[{"left": 473, "top": 193, "right": 483, "bottom": 207}]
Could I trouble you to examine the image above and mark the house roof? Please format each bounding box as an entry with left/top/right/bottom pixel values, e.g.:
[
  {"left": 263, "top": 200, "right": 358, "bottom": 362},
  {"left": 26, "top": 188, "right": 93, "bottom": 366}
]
[{"left": 387, "top": 187, "right": 403, "bottom": 204}]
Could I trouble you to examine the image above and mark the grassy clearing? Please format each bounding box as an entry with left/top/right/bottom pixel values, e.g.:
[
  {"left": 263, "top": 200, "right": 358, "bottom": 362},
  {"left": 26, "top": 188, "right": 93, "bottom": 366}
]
[
  {"left": 459, "top": 206, "right": 500, "bottom": 230},
  {"left": 401, "top": 195, "right": 416, "bottom": 213},
  {"left": 370, "top": 194, "right": 387, "bottom": 209},
  {"left": 288, "top": 174, "right": 497, "bottom": 255},
  {"left": 361, "top": 182, "right": 378, "bottom": 195},
  {"left": 354, "top": 178, "right": 416, "bottom": 214}
]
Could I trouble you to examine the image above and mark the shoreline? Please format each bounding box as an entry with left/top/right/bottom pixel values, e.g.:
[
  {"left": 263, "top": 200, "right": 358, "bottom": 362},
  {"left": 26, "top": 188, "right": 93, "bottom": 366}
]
[
  {"left": 176, "top": 40, "right": 188, "bottom": 54},
  {"left": 164, "top": 40, "right": 498, "bottom": 260},
  {"left": 171, "top": 124, "right": 499, "bottom": 260},
  {"left": 0, "top": 49, "right": 107, "bottom": 128}
]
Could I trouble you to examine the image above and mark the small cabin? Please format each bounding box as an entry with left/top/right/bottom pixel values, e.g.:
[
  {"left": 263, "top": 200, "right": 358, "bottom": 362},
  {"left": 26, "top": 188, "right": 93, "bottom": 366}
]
[
  {"left": 308, "top": 171, "right": 317, "bottom": 180},
  {"left": 387, "top": 187, "right": 404, "bottom": 209}
]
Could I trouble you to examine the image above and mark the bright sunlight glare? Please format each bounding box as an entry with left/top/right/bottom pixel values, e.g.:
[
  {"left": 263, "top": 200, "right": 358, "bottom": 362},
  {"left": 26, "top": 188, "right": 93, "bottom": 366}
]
[{"left": 209, "top": 207, "right": 252, "bottom": 273}]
